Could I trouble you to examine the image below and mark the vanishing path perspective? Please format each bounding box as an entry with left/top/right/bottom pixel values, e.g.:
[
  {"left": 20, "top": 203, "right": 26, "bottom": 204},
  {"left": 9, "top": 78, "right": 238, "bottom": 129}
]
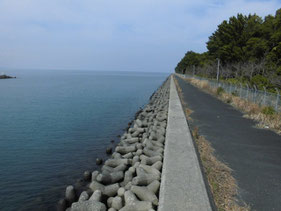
[{"left": 175, "top": 75, "right": 281, "bottom": 211}]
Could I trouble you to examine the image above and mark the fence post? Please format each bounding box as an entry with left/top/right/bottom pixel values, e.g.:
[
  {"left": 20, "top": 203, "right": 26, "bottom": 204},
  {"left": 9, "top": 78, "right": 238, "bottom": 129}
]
[
  {"left": 275, "top": 88, "right": 280, "bottom": 112},
  {"left": 254, "top": 85, "right": 257, "bottom": 103},
  {"left": 216, "top": 58, "right": 220, "bottom": 82},
  {"left": 239, "top": 83, "right": 242, "bottom": 98},
  {"left": 263, "top": 86, "right": 267, "bottom": 106},
  {"left": 193, "top": 65, "right": 195, "bottom": 76},
  {"left": 246, "top": 83, "right": 249, "bottom": 100}
]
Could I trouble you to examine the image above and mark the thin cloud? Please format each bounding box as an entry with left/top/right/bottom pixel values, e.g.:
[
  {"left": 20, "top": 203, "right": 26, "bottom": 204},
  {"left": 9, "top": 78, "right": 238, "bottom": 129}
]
[{"left": 0, "top": 0, "right": 280, "bottom": 72}]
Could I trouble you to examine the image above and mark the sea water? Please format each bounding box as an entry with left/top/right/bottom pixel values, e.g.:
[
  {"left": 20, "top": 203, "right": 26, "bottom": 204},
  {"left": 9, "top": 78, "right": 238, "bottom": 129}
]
[{"left": 0, "top": 70, "right": 169, "bottom": 210}]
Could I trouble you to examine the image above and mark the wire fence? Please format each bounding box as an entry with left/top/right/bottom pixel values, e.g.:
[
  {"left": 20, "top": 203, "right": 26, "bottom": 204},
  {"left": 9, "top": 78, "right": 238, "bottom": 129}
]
[{"left": 180, "top": 74, "right": 281, "bottom": 113}]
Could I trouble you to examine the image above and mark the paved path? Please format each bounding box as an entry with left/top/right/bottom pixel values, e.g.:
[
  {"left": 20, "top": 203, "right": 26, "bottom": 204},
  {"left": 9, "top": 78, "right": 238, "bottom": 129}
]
[
  {"left": 159, "top": 76, "right": 212, "bottom": 211},
  {"left": 175, "top": 75, "right": 281, "bottom": 211}
]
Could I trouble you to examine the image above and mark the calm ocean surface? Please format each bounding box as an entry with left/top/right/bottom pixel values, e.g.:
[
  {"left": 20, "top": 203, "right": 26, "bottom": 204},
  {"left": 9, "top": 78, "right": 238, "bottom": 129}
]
[{"left": 0, "top": 70, "right": 169, "bottom": 211}]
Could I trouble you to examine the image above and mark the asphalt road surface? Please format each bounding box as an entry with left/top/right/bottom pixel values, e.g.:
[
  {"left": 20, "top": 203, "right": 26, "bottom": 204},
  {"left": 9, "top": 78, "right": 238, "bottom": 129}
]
[{"left": 175, "top": 76, "right": 281, "bottom": 211}]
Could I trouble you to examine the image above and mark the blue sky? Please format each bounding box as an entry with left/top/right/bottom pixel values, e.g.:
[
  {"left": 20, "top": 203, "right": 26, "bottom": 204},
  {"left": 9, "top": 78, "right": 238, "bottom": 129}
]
[{"left": 0, "top": 0, "right": 280, "bottom": 72}]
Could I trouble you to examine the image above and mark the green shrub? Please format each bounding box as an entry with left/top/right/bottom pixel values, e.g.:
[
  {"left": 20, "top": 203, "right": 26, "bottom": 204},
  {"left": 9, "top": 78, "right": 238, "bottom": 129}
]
[
  {"left": 251, "top": 75, "right": 269, "bottom": 90},
  {"left": 216, "top": 87, "right": 225, "bottom": 96},
  {"left": 226, "top": 78, "right": 241, "bottom": 85},
  {"left": 231, "top": 91, "right": 238, "bottom": 96},
  {"left": 261, "top": 106, "right": 275, "bottom": 115}
]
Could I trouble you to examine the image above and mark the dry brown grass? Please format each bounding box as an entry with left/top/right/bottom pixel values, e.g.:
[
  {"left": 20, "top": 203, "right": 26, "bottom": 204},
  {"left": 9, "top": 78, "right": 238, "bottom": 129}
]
[
  {"left": 174, "top": 77, "right": 194, "bottom": 121},
  {"left": 190, "top": 78, "right": 210, "bottom": 89},
  {"left": 184, "top": 108, "right": 194, "bottom": 122},
  {"left": 192, "top": 128, "right": 250, "bottom": 211},
  {"left": 174, "top": 77, "right": 183, "bottom": 94},
  {"left": 183, "top": 76, "right": 281, "bottom": 134},
  {"left": 185, "top": 107, "right": 193, "bottom": 116}
]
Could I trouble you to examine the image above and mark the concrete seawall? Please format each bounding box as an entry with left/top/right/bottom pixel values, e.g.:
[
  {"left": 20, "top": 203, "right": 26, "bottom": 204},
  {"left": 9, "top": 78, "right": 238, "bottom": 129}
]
[
  {"left": 58, "top": 75, "right": 212, "bottom": 211},
  {"left": 58, "top": 77, "right": 171, "bottom": 211},
  {"left": 158, "top": 75, "right": 212, "bottom": 211}
]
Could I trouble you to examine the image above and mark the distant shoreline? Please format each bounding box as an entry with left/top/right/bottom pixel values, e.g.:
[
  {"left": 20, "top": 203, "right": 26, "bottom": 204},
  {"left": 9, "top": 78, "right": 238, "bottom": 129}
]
[{"left": 0, "top": 75, "right": 16, "bottom": 79}]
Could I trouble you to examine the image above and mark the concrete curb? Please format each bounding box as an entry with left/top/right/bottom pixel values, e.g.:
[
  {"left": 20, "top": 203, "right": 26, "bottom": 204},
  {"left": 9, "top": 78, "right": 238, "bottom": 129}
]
[{"left": 158, "top": 75, "right": 212, "bottom": 211}]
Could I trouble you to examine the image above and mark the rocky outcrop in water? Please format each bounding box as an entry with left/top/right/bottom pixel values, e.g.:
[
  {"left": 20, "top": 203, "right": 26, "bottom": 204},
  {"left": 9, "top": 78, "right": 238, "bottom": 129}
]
[
  {"left": 0, "top": 74, "right": 16, "bottom": 79},
  {"left": 58, "top": 77, "right": 170, "bottom": 211}
]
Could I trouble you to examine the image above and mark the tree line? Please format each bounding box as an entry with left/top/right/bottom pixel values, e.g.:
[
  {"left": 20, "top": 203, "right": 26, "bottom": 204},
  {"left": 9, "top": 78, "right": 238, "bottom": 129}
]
[{"left": 175, "top": 8, "right": 281, "bottom": 92}]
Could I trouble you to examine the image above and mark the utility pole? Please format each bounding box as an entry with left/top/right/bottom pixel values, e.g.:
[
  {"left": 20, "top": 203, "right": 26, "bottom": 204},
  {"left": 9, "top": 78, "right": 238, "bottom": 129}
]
[
  {"left": 216, "top": 58, "right": 220, "bottom": 82},
  {"left": 275, "top": 88, "right": 280, "bottom": 112},
  {"left": 185, "top": 66, "right": 188, "bottom": 75},
  {"left": 193, "top": 65, "right": 195, "bottom": 76}
]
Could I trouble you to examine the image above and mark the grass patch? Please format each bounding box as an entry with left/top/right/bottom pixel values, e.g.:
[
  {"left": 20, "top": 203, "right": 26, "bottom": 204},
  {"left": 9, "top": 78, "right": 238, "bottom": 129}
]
[
  {"left": 261, "top": 106, "right": 275, "bottom": 115},
  {"left": 185, "top": 108, "right": 193, "bottom": 117},
  {"left": 216, "top": 87, "right": 225, "bottom": 96},
  {"left": 174, "top": 76, "right": 183, "bottom": 95},
  {"left": 174, "top": 77, "right": 194, "bottom": 121},
  {"left": 231, "top": 91, "right": 239, "bottom": 97}
]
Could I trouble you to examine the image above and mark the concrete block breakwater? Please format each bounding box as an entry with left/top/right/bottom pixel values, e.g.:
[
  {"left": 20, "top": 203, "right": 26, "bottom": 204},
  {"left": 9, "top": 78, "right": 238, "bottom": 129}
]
[{"left": 58, "top": 77, "right": 170, "bottom": 211}]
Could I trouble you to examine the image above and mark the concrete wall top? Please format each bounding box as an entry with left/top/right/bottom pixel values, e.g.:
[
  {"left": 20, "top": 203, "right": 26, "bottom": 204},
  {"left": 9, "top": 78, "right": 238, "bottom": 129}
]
[{"left": 158, "top": 75, "right": 212, "bottom": 211}]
